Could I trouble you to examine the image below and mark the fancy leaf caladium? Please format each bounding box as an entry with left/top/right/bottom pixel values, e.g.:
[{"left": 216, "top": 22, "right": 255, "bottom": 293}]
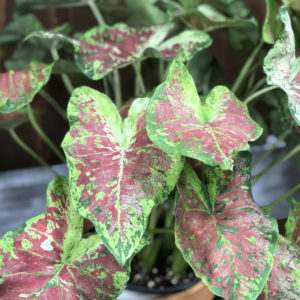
[
  {"left": 62, "top": 86, "right": 183, "bottom": 266},
  {"left": 257, "top": 235, "right": 300, "bottom": 300},
  {"left": 264, "top": 7, "right": 300, "bottom": 125},
  {"left": 286, "top": 198, "right": 300, "bottom": 249},
  {"left": 146, "top": 60, "right": 262, "bottom": 170},
  {"left": 0, "top": 176, "right": 129, "bottom": 299},
  {"left": 175, "top": 152, "right": 278, "bottom": 300},
  {"left": 0, "top": 62, "right": 53, "bottom": 113}
]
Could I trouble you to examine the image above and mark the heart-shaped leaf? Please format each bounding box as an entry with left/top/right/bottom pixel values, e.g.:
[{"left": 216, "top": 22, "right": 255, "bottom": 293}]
[
  {"left": 0, "top": 108, "right": 28, "bottom": 130},
  {"left": 0, "top": 176, "right": 129, "bottom": 299},
  {"left": 264, "top": 7, "right": 300, "bottom": 125},
  {"left": 175, "top": 152, "right": 278, "bottom": 299},
  {"left": 62, "top": 86, "right": 183, "bottom": 265},
  {"left": 146, "top": 60, "right": 262, "bottom": 170},
  {"left": 286, "top": 198, "right": 300, "bottom": 249},
  {"left": 0, "top": 62, "right": 53, "bottom": 113},
  {"left": 257, "top": 235, "right": 300, "bottom": 300},
  {"left": 144, "top": 30, "right": 212, "bottom": 61}
]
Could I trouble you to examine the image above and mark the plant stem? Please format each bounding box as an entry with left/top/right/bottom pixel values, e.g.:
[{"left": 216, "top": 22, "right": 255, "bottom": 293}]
[
  {"left": 133, "top": 61, "right": 146, "bottom": 95},
  {"left": 88, "top": 0, "right": 122, "bottom": 107},
  {"left": 103, "top": 77, "right": 110, "bottom": 98},
  {"left": 9, "top": 128, "right": 52, "bottom": 170},
  {"left": 252, "top": 129, "right": 291, "bottom": 170},
  {"left": 263, "top": 182, "right": 300, "bottom": 210},
  {"left": 87, "top": 0, "right": 105, "bottom": 25},
  {"left": 232, "top": 40, "right": 263, "bottom": 94},
  {"left": 253, "top": 143, "right": 300, "bottom": 181},
  {"left": 247, "top": 77, "right": 267, "bottom": 96},
  {"left": 39, "top": 89, "right": 67, "bottom": 120},
  {"left": 50, "top": 47, "right": 74, "bottom": 94},
  {"left": 244, "top": 86, "right": 279, "bottom": 105},
  {"left": 27, "top": 104, "right": 65, "bottom": 163},
  {"left": 159, "top": 60, "right": 165, "bottom": 82}
]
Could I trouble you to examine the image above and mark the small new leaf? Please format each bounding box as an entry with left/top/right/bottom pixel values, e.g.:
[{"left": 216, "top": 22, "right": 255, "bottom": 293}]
[{"left": 146, "top": 60, "right": 262, "bottom": 170}]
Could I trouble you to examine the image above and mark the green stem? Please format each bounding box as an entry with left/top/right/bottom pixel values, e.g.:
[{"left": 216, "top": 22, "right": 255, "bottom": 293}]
[
  {"left": 244, "top": 86, "right": 279, "bottom": 105},
  {"left": 252, "top": 129, "right": 291, "bottom": 170},
  {"left": 87, "top": 0, "right": 105, "bottom": 25},
  {"left": 247, "top": 77, "right": 266, "bottom": 96},
  {"left": 232, "top": 40, "right": 263, "bottom": 94},
  {"left": 263, "top": 182, "right": 300, "bottom": 210},
  {"left": 51, "top": 47, "right": 74, "bottom": 94},
  {"left": 253, "top": 143, "right": 300, "bottom": 181},
  {"left": 103, "top": 77, "right": 110, "bottom": 97},
  {"left": 159, "top": 60, "right": 165, "bottom": 82},
  {"left": 39, "top": 89, "right": 67, "bottom": 120},
  {"left": 88, "top": 0, "right": 122, "bottom": 107},
  {"left": 9, "top": 128, "right": 53, "bottom": 171},
  {"left": 133, "top": 61, "right": 146, "bottom": 95},
  {"left": 27, "top": 104, "right": 65, "bottom": 163}
]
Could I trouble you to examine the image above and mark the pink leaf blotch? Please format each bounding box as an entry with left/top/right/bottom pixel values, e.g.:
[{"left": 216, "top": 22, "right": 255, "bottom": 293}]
[
  {"left": 0, "top": 176, "right": 129, "bottom": 300},
  {"left": 175, "top": 152, "right": 278, "bottom": 299},
  {"left": 62, "top": 86, "right": 183, "bottom": 265},
  {"left": 146, "top": 60, "right": 262, "bottom": 170}
]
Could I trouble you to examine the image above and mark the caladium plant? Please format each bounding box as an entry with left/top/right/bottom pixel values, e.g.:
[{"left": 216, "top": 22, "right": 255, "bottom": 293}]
[{"left": 0, "top": 1, "right": 300, "bottom": 300}]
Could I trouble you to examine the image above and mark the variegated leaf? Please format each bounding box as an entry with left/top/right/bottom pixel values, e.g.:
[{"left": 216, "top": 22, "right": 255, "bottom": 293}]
[
  {"left": 286, "top": 198, "right": 300, "bottom": 249},
  {"left": 257, "top": 235, "right": 300, "bottom": 300},
  {"left": 0, "top": 108, "right": 28, "bottom": 130},
  {"left": 27, "top": 24, "right": 172, "bottom": 80},
  {"left": 0, "top": 176, "right": 129, "bottom": 299},
  {"left": 62, "top": 87, "right": 183, "bottom": 265},
  {"left": 144, "top": 30, "right": 212, "bottom": 61},
  {"left": 0, "top": 62, "right": 53, "bottom": 113},
  {"left": 146, "top": 60, "right": 262, "bottom": 170},
  {"left": 264, "top": 7, "right": 300, "bottom": 125},
  {"left": 175, "top": 152, "right": 278, "bottom": 300}
]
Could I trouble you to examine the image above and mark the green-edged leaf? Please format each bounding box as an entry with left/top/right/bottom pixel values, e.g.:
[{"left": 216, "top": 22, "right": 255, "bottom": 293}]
[
  {"left": 0, "top": 176, "right": 129, "bottom": 299},
  {"left": 286, "top": 198, "right": 300, "bottom": 249},
  {"left": 0, "top": 108, "right": 28, "bottom": 130},
  {"left": 61, "top": 86, "right": 183, "bottom": 265},
  {"left": 0, "top": 62, "right": 53, "bottom": 113},
  {"left": 264, "top": 7, "right": 300, "bottom": 125},
  {"left": 146, "top": 60, "right": 262, "bottom": 170},
  {"left": 144, "top": 30, "right": 212, "bottom": 61},
  {"left": 0, "top": 14, "right": 43, "bottom": 45},
  {"left": 28, "top": 23, "right": 172, "bottom": 80},
  {"left": 257, "top": 235, "right": 300, "bottom": 300},
  {"left": 263, "top": 0, "right": 282, "bottom": 44},
  {"left": 175, "top": 153, "right": 278, "bottom": 299}
]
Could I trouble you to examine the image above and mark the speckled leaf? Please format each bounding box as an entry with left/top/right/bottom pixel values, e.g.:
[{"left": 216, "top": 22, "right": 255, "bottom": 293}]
[
  {"left": 0, "top": 176, "right": 129, "bottom": 299},
  {"left": 28, "top": 23, "right": 172, "bottom": 80},
  {"left": 257, "top": 235, "right": 300, "bottom": 300},
  {"left": 146, "top": 60, "right": 262, "bottom": 170},
  {"left": 286, "top": 198, "right": 300, "bottom": 249},
  {"left": 145, "top": 30, "right": 212, "bottom": 61},
  {"left": 0, "top": 108, "right": 28, "bottom": 130},
  {"left": 264, "top": 7, "right": 300, "bottom": 125},
  {"left": 263, "top": 0, "right": 282, "bottom": 44},
  {"left": 175, "top": 153, "right": 278, "bottom": 299},
  {"left": 62, "top": 86, "right": 183, "bottom": 265},
  {"left": 0, "top": 62, "right": 53, "bottom": 113}
]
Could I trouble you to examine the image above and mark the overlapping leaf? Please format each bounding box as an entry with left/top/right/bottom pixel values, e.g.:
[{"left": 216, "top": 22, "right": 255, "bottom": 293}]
[
  {"left": 286, "top": 198, "right": 300, "bottom": 249},
  {"left": 0, "top": 62, "right": 53, "bottom": 113},
  {"left": 175, "top": 153, "right": 278, "bottom": 299},
  {"left": 264, "top": 7, "right": 300, "bottom": 125},
  {"left": 0, "top": 108, "right": 28, "bottom": 130},
  {"left": 146, "top": 60, "right": 262, "bottom": 170},
  {"left": 27, "top": 22, "right": 212, "bottom": 80},
  {"left": 62, "top": 86, "right": 183, "bottom": 265},
  {"left": 257, "top": 235, "right": 300, "bottom": 300},
  {"left": 0, "top": 176, "right": 129, "bottom": 299}
]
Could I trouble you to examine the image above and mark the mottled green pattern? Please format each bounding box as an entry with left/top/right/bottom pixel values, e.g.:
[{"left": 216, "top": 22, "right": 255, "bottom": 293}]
[
  {"left": 62, "top": 86, "right": 183, "bottom": 265},
  {"left": 0, "top": 176, "right": 129, "bottom": 299},
  {"left": 175, "top": 153, "right": 278, "bottom": 299},
  {"left": 286, "top": 198, "right": 300, "bottom": 249},
  {"left": 0, "top": 62, "right": 53, "bottom": 113},
  {"left": 258, "top": 235, "right": 300, "bottom": 300},
  {"left": 264, "top": 7, "right": 300, "bottom": 125},
  {"left": 146, "top": 60, "right": 262, "bottom": 170}
]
